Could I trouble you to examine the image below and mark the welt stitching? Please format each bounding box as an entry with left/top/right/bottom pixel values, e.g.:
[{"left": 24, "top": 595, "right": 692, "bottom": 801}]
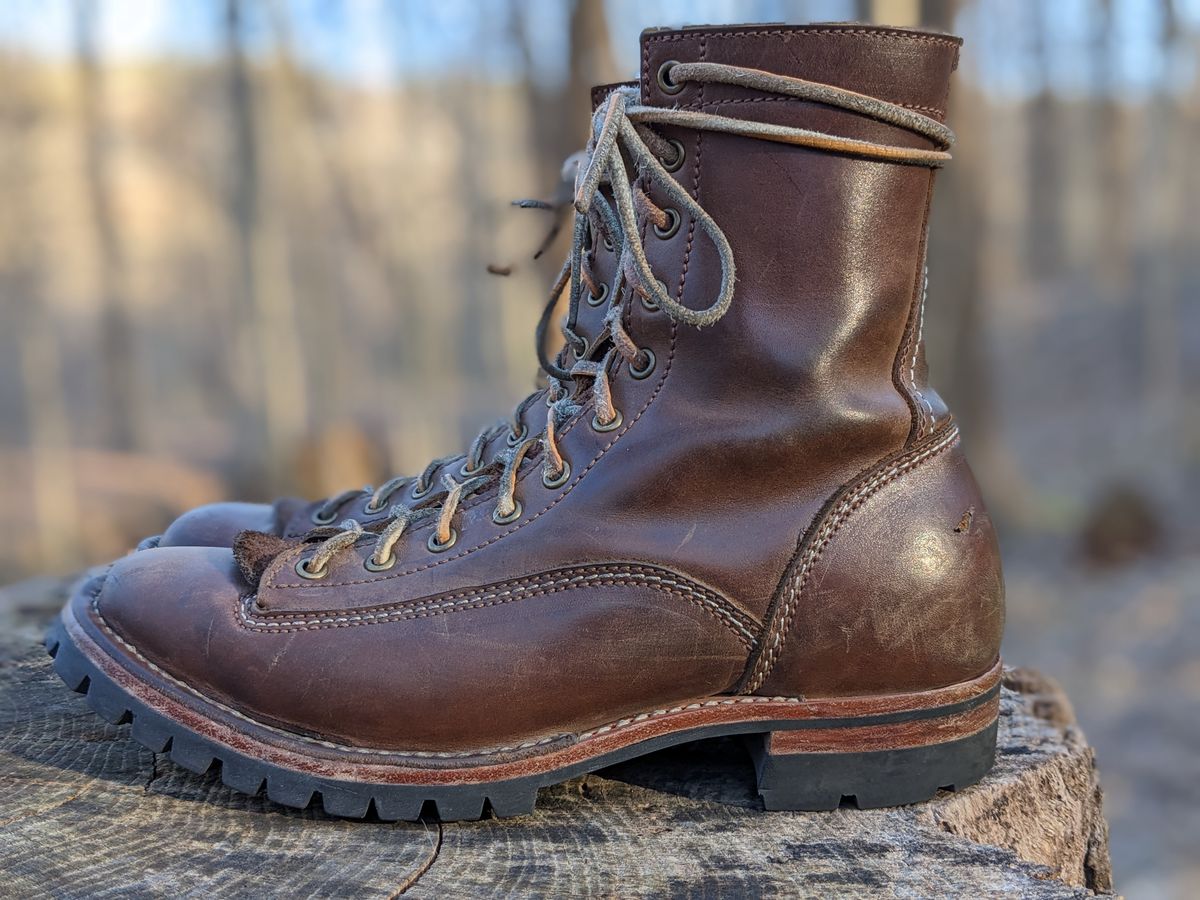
[
  {"left": 89, "top": 588, "right": 790, "bottom": 759},
  {"left": 645, "top": 28, "right": 961, "bottom": 50},
  {"left": 744, "top": 425, "right": 960, "bottom": 693}
]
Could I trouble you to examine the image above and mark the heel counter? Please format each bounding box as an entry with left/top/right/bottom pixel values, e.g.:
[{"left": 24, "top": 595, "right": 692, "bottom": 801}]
[{"left": 750, "top": 427, "right": 1004, "bottom": 698}]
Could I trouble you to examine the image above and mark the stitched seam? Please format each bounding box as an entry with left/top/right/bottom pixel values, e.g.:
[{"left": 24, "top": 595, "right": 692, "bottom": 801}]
[
  {"left": 893, "top": 178, "right": 937, "bottom": 443},
  {"left": 255, "top": 564, "right": 754, "bottom": 626},
  {"left": 644, "top": 28, "right": 955, "bottom": 117},
  {"left": 645, "top": 28, "right": 961, "bottom": 50},
  {"left": 909, "top": 265, "right": 934, "bottom": 428},
  {"left": 87, "top": 589, "right": 790, "bottom": 760},
  {"left": 245, "top": 569, "right": 759, "bottom": 647},
  {"left": 744, "top": 425, "right": 960, "bottom": 693}
]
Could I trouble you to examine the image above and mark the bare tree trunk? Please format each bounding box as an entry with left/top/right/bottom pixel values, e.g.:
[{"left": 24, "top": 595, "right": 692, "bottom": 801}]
[
  {"left": 920, "top": 0, "right": 1031, "bottom": 523},
  {"left": 1, "top": 61, "right": 82, "bottom": 571},
  {"left": 264, "top": 0, "right": 413, "bottom": 434},
  {"left": 223, "top": 0, "right": 307, "bottom": 496},
  {"left": 514, "top": 0, "right": 619, "bottom": 212},
  {"left": 73, "top": 0, "right": 143, "bottom": 452},
  {"left": 1025, "top": 5, "right": 1062, "bottom": 279},
  {"left": 1138, "top": 0, "right": 1184, "bottom": 496}
]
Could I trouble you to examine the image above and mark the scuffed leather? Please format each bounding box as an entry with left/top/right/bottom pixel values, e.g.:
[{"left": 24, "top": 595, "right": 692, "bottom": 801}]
[
  {"left": 755, "top": 438, "right": 1005, "bottom": 698},
  {"left": 89, "top": 25, "right": 1004, "bottom": 752}
]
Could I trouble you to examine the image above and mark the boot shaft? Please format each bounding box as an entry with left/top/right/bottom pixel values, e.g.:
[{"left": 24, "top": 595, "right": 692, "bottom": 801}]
[{"left": 638, "top": 25, "right": 960, "bottom": 454}]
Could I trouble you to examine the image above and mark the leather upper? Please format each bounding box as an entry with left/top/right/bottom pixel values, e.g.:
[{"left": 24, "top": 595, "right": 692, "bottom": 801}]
[{"left": 84, "top": 25, "right": 1003, "bottom": 753}]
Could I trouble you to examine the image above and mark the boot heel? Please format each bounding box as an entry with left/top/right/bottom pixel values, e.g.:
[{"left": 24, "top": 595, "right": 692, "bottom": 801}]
[{"left": 747, "top": 696, "right": 999, "bottom": 811}]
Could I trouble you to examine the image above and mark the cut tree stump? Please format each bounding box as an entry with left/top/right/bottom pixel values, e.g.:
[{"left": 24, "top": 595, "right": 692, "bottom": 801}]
[{"left": 0, "top": 577, "right": 1114, "bottom": 898}]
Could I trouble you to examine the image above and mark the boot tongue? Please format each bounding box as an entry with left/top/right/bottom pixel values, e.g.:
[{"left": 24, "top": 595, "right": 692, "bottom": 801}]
[{"left": 233, "top": 530, "right": 301, "bottom": 586}]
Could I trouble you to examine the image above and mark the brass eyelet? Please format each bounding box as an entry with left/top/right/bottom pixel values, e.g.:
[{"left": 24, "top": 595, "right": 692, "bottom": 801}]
[
  {"left": 657, "top": 60, "right": 683, "bottom": 95},
  {"left": 459, "top": 460, "right": 485, "bottom": 478},
  {"left": 654, "top": 208, "right": 681, "bottom": 240},
  {"left": 591, "top": 408, "right": 624, "bottom": 433},
  {"left": 603, "top": 235, "right": 614, "bottom": 252},
  {"left": 586, "top": 281, "right": 609, "bottom": 307},
  {"left": 641, "top": 279, "right": 668, "bottom": 312},
  {"left": 662, "top": 139, "right": 686, "bottom": 173},
  {"left": 427, "top": 528, "right": 457, "bottom": 553},
  {"left": 295, "top": 557, "right": 328, "bottom": 580},
  {"left": 506, "top": 423, "right": 528, "bottom": 446},
  {"left": 363, "top": 552, "right": 395, "bottom": 572},
  {"left": 411, "top": 481, "right": 432, "bottom": 500},
  {"left": 363, "top": 499, "right": 386, "bottom": 515},
  {"left": 492, "top": 500, "right": 523, "bottom": 525},
  {"left": 629, "top": 348, "right": 656, "bottom": 380},
  {"left": 574, "top": 335, "right": 590, "bottom": 359},
  {"left": 311, "top": 507, "right": 338, "bottom": 526},
  {"left": 542, "top": 460, "right": 571, "bottom": 489}
]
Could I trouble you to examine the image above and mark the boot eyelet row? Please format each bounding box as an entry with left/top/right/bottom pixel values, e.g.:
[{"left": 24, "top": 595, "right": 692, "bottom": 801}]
[
  {"left": 654, "top": 208, "right": 681, "bottom": 240},
  {"left": 661, "top": 139, "right": 686, "bottom": 173},
  {"left": 657, "top": 60, "right": 683, "bottom": 95},
  {"left": 629, "top": 348, "right": 656, "bottom": 379},
  {"left": 427, "top": 528, "right": 457, "bottom": 553},
  {"left": 586, "top": 282, "right": 609, "bottom": 307},
  {"left": 363, "top": 552, "right": 395, "bottom": 572},
  {"left": 592, "top": 409, "right": 623, "bottom": 433},
  {"left": 492, "top": 500, "right": 523, "bottom": 525},
  {"left": 543, "top": 460, "right": 571, "bottom": 489},
  {"left": 295, "top": 557, "right": 328, "bottom": 580},
  {"left": 311, "top": 508, "right": 338, "bottom": 526}
]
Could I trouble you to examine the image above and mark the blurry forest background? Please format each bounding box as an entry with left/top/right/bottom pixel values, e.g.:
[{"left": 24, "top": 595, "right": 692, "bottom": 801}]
[{"left": 0, "top": 0, "right": 1196, "bottom": 894}]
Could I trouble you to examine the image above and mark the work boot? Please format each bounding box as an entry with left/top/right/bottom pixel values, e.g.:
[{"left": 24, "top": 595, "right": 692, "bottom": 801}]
[
  {"left": 49, "top": 24, "right": 1005, "bottom": 821},
  {"left": 148, "top": 85, "right": 637, "bottom": 553}
]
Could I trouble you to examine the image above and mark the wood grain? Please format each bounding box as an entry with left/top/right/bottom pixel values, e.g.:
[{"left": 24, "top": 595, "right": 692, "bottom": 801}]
[{"left": 0, "top": 577, "right": 1113, "bottom": 897}]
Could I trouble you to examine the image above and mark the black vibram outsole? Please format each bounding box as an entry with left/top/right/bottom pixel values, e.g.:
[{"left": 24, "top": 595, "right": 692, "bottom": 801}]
[{"left": 45, "top": 613, "right": 999, "bottom": 823}]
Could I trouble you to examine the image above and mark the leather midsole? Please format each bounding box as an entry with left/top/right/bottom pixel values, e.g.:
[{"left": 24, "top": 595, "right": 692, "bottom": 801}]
[{"left": 64, "top": 598, "right": 1001, "bottom": 786}]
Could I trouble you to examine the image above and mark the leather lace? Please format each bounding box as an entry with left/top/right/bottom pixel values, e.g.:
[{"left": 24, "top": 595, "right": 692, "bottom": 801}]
[{"left": 297, "top": 62, "right": 954, "bottom": 579}]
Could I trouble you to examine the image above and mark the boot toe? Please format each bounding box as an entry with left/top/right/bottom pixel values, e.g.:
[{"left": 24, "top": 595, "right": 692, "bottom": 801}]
[
  {"left": 158, "top": 501, "right": 281, "bottom": 548},
  {"left": 89, "top": 546, "right": 248, "bottom": 697}
]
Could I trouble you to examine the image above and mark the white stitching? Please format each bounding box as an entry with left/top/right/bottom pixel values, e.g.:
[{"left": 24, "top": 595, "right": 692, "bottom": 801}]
[
  {"left": 243, "top": 567, "right": 758, "bottom": 647},
  {"left": 909, "top": 264, "right": 934, "bottom": 428},
  {"left": 86, "top": 587, "right": 793, "bottom": 762},
  {"left": 745, "top": 426, "right": 960, "bottom": 693}
]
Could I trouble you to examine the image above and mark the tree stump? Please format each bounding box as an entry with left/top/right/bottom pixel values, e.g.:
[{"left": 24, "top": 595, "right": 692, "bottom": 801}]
[{"left": 0, "top": 577, "right": 1113, "bottom": 897}]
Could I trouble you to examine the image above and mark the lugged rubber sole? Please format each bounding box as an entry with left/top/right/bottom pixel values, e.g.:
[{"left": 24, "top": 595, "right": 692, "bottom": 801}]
[{"left": 46, "top": 598, "right": 1000, "bottom": 822}]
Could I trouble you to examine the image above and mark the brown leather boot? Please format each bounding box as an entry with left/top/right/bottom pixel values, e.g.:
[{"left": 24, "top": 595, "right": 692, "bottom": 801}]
[{"left": 49, "top": 24, "right": 1004, "bottom": 821}]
